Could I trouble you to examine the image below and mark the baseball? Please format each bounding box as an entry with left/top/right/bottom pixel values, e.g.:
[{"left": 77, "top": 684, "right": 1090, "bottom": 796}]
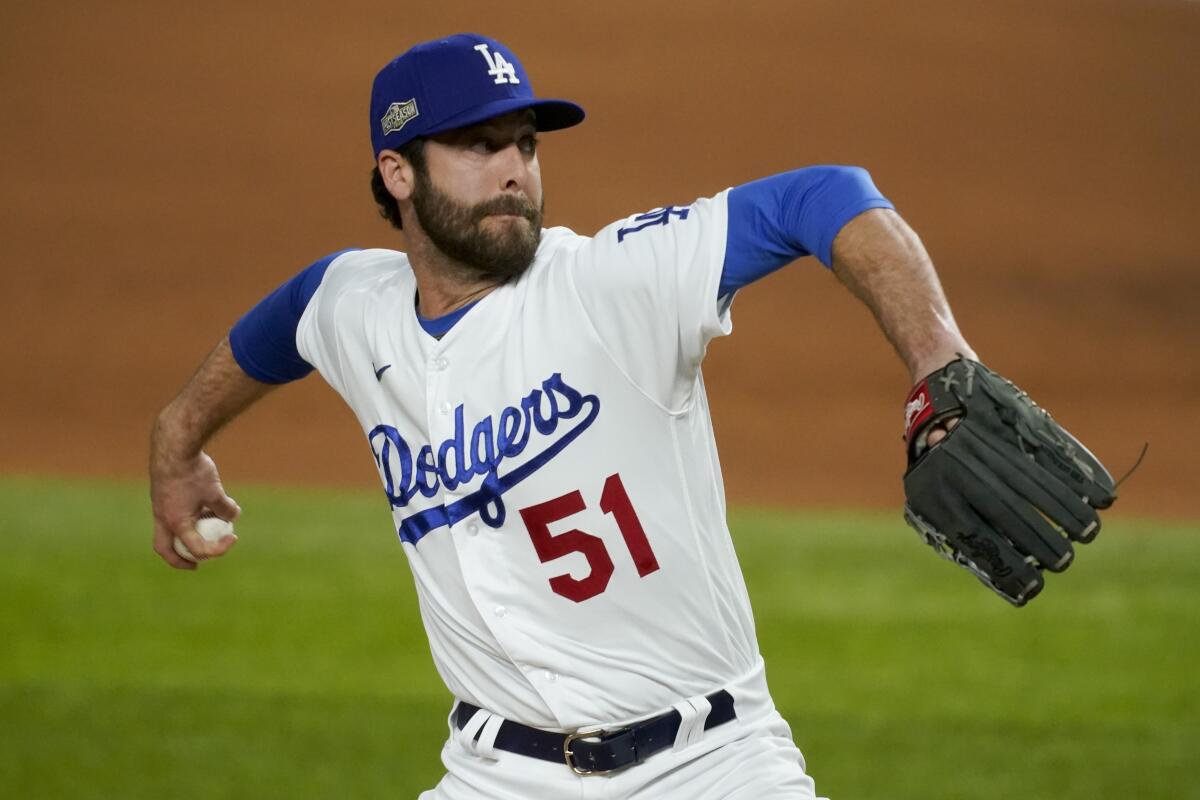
[{"left": 173, "top": 515, "right": 235, "bottom": 562}]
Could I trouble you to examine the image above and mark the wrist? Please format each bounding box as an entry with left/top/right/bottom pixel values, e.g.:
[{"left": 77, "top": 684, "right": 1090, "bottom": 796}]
[
  {"left": 150, "top": 405, "right": 204, "bottom": 469},
  {"left": 909, "top": 345, "right": 977, "bottom": 385}
]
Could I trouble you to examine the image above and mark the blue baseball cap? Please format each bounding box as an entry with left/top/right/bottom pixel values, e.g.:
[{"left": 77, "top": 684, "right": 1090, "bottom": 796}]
[{"left": 370, "top": 33, "right": 586, "bottom": 157}]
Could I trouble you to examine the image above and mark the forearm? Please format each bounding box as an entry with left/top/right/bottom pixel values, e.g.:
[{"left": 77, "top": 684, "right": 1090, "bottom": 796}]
[
  {"left": 149, "top": 258, "right": 323, "bottom": 568},
  {"left": 151, "top": 337, "right": 276, "bottom": 465},
  {"left": 831, "top": 208, "right": 976, "bottom": 382}
]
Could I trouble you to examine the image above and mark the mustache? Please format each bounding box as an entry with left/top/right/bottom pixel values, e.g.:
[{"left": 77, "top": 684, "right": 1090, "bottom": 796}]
[{"left": 472, "top": 193, "right": 539, "bottom": 223}]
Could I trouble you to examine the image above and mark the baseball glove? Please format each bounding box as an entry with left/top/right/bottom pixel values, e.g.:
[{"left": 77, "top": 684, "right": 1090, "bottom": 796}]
[{"left": 902, "top": 357, "right": 1116, "bottom": 606}]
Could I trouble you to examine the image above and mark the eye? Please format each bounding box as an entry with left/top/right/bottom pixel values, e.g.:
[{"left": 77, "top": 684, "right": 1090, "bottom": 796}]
[
  {"left": 518, "top": 134, "right": 539, "bottom": 155},
  {"left": 470, "top": 138, "right": 497, "bottom": 154}
]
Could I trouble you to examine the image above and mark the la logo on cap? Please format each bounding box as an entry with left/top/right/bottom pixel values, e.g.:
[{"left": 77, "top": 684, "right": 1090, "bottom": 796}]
[
  {"left": 381, "top": 99, "right": 420, "bottom": 136},
  {"left": 474, "top": 43, "right": 519, "bottom": 85}
]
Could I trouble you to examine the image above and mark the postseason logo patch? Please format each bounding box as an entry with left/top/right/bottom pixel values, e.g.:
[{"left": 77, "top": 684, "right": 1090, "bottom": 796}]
[{"left": 381, "top": 99, "right": 419, "bottom": 136}]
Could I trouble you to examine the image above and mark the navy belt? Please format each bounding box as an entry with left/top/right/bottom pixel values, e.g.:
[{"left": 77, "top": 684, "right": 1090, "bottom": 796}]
[{"left": 454, "top": 690, "right": 736, "bottom": 775}]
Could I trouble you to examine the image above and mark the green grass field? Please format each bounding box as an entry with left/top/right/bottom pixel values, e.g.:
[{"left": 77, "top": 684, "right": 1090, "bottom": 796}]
[{"left": 1, "top": 476, "right": 1196, "bottom": 799}]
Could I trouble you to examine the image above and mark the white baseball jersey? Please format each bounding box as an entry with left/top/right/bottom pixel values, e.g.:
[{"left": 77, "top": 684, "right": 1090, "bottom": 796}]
[{"left": 295, "top": 190, "right": 761, "bottom": 731}]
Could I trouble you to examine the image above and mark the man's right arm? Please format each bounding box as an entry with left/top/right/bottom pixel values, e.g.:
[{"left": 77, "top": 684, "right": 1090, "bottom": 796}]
[
  {"left": 150, "top": 337, "right": 275, "bottom": 569},
  {"left": 148, "top": 249, "right": 352, "bottom": 569}
]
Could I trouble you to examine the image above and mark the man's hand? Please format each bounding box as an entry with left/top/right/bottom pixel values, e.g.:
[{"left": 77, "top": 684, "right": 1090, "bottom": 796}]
[
  {"left": 923, "top": 416, "right": 960, "bottom": 449},
  {"left": 148, "top": 338, "right": 276, "bottom": 570},
  {"left": 150, "top": 448, "right": 241, "bottom": 570}
]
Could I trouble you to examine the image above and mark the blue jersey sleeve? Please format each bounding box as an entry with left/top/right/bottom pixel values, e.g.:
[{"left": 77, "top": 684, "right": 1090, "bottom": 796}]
[
  {"left": 228, "top": 249, "right": 358, "bottom": 383},
  {"left": 720, "top": 166, "right": 894, "bottom": 296}
]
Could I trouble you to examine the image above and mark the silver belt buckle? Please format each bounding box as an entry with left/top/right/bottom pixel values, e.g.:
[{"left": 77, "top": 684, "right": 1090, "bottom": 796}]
[{"left": 563, "top": 728, "right": 618, "bottom": 776}]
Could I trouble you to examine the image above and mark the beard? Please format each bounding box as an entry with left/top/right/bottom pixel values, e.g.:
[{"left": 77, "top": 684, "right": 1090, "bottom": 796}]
[{"left": 411, "top": 168, "right": 544, "bottom": 283}]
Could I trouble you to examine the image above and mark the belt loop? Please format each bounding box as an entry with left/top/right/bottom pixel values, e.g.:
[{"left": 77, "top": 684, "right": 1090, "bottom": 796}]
[
  {"left": 457, "top": 707, "right": 491, "bottom": 754},
  {"left": 684, "top": 695, "right": 713, "bottom": 749},
  {"left": 475, "top": 712, "right": 505, "bottom": 761},
  {"left": 671, "top": 695, "right": 713, "bottom": 752}
]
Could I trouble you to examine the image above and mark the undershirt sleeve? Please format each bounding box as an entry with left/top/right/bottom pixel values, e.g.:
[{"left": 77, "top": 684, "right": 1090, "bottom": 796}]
[
  {"left": 720, "top": 166, "right": 894, "bottom": 296},
  {"left": 228, "top": 249, "right": 359, "bottom": 383}
]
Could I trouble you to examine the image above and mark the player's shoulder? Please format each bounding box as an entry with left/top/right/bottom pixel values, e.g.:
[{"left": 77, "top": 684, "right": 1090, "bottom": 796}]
[
  {"left": 600, "top": 191, "right": 729, "bottom": 251},
  {"left": 563, "top": 190, "right": 732, "bottom": 279},
  {"left": 314, "top": 246, "right": 413, "bottom": 295},
  {"left": 535, "top": 225, "right": 587, "bottom": 257},
  {"left": 516, "top": 226, "right": 587, "bottom": 284},
  {"left": 298, "top": 247, "right": 415, "bottom": 335},
  {"left": 322, "top": 246, "right": 409, "bottom": 277}
]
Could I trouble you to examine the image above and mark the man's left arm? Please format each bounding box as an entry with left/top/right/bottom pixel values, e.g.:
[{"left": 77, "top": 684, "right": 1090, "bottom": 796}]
[
  {"left": 723, "top": 165, "right": 972, "bottom": 388},
  {"left": 830, "top": 207, "right": 975, "bottom": 385},
  {"left": 726, "top": 167, "right": 1118, "bottom": 605}
]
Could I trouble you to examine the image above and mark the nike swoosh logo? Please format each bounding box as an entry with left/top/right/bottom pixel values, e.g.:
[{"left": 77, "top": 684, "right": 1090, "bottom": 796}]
[{"left": 373, "top": 363, "right": 392, "bottom": 381}]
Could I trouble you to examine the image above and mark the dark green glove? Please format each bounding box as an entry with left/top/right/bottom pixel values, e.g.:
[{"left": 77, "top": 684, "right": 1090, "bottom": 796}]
[{"left": 902, "top": 358, "right": 1116, "bottom": 606}]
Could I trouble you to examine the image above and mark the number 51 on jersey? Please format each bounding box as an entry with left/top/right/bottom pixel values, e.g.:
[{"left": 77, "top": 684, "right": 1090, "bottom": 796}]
[{"left": 518, "top": 473, "right": 660, "bottom": 602}]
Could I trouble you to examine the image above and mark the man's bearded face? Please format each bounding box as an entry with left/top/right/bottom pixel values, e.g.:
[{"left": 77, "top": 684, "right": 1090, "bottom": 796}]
[{"left": 411, "top": 164, "right": 544, "bottom": 283}]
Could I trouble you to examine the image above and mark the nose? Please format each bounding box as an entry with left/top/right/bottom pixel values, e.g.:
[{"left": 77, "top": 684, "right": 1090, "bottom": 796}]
[{"left": 495, "top": 142, "right": 533, "bottom": 193}]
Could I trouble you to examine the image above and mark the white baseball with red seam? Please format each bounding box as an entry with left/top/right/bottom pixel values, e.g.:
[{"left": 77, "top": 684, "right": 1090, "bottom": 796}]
[{"left": 173, "top": 515, "right": 235, "bottom": 562}]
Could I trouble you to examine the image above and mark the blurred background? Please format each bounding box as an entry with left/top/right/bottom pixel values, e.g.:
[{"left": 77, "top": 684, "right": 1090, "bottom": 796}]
[
  {"left": 1, "top": 0, "right": 1196, "bottom": 514},
  {"left": 1, "top": 2, "right": 1197, "bottom": 798}
]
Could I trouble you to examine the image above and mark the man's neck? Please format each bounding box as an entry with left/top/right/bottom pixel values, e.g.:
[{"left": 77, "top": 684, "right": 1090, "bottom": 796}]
[{"left": 406, "top": 235, "right": 505, "bottom": 319}]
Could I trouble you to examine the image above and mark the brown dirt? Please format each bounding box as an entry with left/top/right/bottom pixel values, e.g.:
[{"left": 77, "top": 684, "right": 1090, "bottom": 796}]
[{"left": 1, "top": 1, "right": 1196, "bottom": 518}]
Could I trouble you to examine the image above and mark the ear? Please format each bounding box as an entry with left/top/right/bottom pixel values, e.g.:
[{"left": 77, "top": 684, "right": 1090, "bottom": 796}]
[{"left": 377, "top": 150, "right": 415, "bottom": 202}]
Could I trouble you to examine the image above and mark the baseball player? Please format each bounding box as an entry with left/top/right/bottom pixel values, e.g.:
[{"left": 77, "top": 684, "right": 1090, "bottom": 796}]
[{"left": 149, "top": 33, "right": 1116, "bottom": 799}]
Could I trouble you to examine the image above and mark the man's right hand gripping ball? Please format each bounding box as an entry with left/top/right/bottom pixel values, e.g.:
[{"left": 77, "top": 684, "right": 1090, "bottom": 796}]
[{"left": 902, "top": 357, "right": 1117, "bottom": 606}]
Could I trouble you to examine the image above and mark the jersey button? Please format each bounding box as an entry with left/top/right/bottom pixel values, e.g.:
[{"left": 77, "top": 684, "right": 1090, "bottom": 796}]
[
  {"left": 438, "top": 401, "right": 452, "bottom": 415},
  {"left": 431, "top": 356, "right": 449, "bottom": 371},
  {"left": 466, "top": 522, "right": 479, "bottom": 536},
  {"left": 543, "top": 671, "right": 557, "bottom": 683},
  {"left": 493, "top": 605, "right": 507, "bottom": 618}
]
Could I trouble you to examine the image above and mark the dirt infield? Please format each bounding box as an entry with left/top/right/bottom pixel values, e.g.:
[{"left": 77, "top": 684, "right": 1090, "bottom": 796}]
[{"left": 2, "top": 1, "right": 1196, "bottom": 517}]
